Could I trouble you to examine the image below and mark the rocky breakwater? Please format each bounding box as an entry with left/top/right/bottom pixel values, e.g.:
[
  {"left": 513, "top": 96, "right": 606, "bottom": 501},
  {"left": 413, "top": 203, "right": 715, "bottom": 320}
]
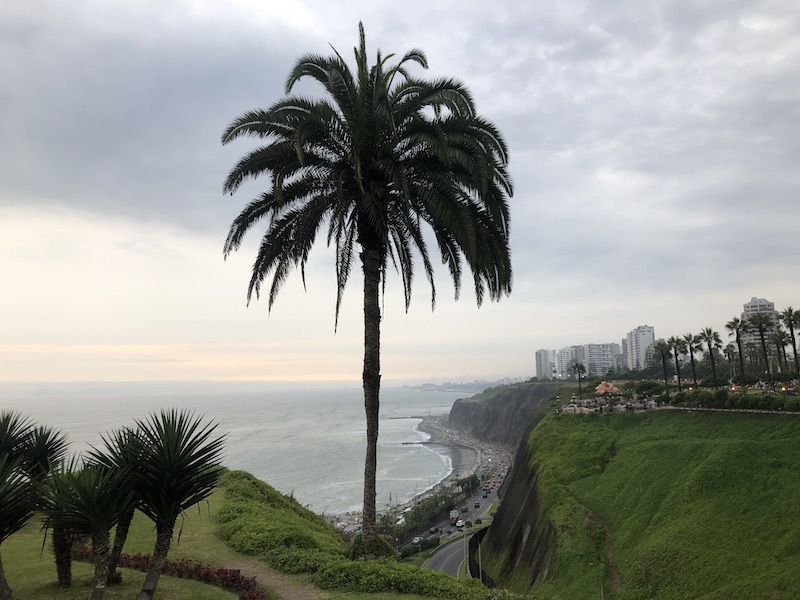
[{"left": 447, "top": 382, "right": 559, "bottom": 451}]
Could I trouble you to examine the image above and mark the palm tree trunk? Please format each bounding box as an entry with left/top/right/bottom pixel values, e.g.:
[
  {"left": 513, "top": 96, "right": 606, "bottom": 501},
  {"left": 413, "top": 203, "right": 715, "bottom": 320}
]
[
  {"left": 736, "top": 335, "right": 746, "bottom": 380},
  {"left": 107, "top": 507, "right": 134, "bottom": 583},
  {"left": 0, "top": 555, "right": 12, "bottom": 600},
  {"left": 708, "top": 348, "right": 717, "bottom": 387},
  {"left": 790, "top": 325, "right": 800, "bottom": 378},
  {"left": 673, "top": 349, "right": 682, "bottom": 391},
  {"left": 52, "top": 526, "right": 72, "bottom": 587},
  {"left": 661, "top": 356, "right": 669, "bottom": 392},
  {"left": 758, "top": 331, "right": 771, "bottom": 381},
  {"left": 138, "top": 523, "right": 173, "bottom": 600},
  {"left": 360, "top": 245, "right": 381, "bottom": 552},
  {"left": 91, "top": 530, "right": 111, "bottom": 600}
]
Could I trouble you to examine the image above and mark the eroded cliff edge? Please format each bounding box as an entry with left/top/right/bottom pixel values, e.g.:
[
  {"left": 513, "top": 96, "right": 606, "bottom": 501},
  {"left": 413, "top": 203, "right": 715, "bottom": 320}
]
[{"left": 447, "top": 382, "right": 559, "bottom": 451}]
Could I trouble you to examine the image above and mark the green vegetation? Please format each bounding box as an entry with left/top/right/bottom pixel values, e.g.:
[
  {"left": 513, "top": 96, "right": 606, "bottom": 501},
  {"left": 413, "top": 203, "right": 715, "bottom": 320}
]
[
  {"left": 490, "top": 410, "right": 800, "bottom": 599},
  {"left": 216, "top": 470, "right": 524, "bottom": 600}
]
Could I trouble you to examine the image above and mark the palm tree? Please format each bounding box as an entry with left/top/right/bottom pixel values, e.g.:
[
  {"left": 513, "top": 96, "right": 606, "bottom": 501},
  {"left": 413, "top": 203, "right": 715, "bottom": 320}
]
[
  {"left": 769, "top": 328, "right": 789, "bottom": 372},
  {"left": 135, "top": 410, "right": 224, "bottom": 600},
  {"left": 725, "top": 317, "right": 749, "bottom": 381},
  {"left": 0, "top": 454, "right": 36, "bottom": 600},
  {"left": 221, "top": 24, "right": 512, "bottom": 549},
  {"left": 748, "top": 313, "right": 774, "bottom": 382},
  {"left": 653, "top": 339, "right": 671, "bottom": 392},
  {"left": 39, "top": 462, "right": 133, "bottom": 600},
  {"left": 572, "top": 362, "right": 586, "bottom": 400},
  {"left": 724, "top": 343, "right": 737, "bottom": 379},
  {"left": 20, "top": 426, "right": 72, "bottom": 588},
  {"left": 683, "top": 333, "right": 700, "bottom": 387},
  {"left": 667, "top": 336, "right": 686, "bottom": 392},
  {"left": 780, "top": 306, "right": 800, "bottom": 377},
  {"left": 87, "top": 426, "right": 145, "bottom": 584},
  {"left": 698, "top": 327, "right": 722, "bottom": 387}
]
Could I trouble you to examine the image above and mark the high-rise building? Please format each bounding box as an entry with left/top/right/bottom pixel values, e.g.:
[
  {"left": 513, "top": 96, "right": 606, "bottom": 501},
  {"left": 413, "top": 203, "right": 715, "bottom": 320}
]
[
  {"left": 741, "top": 296, "right": 779, "bottom": 350},
  {"left": 582, "top": 343, "right": 622, "bottom": 376},
  {"left": 535, "top": 349, "right": 556, "bottom": 379},
  {"left": 626, "top": 325, "right": 655, "bottom": 370}
]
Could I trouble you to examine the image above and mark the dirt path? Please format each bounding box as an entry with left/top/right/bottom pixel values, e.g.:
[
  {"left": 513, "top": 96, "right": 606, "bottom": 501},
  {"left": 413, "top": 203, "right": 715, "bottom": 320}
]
[{"left": 224, "top": 558, "right": 325, "bottom": 600}]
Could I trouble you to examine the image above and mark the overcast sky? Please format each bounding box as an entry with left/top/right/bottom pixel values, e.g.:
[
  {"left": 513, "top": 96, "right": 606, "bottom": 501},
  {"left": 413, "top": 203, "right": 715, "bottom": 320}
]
[{"left": 2, "top": 0, "right": 798, "bottom": 384}]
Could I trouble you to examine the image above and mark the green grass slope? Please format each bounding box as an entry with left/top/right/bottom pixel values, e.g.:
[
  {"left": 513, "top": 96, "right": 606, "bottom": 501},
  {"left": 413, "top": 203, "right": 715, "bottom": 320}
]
[{"left": 503, "top": 410, "right": 800, "bottom": 600}]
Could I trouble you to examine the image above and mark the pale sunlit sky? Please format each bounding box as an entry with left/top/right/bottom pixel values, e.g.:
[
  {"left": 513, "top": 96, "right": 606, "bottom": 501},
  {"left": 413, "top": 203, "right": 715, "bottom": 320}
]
[{"left": 2, "top": 0, "right": 799, "bottom": 384}]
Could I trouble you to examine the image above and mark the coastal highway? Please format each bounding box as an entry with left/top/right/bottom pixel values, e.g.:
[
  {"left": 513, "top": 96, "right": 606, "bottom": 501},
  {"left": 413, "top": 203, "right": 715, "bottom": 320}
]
[{"left": 424, "top": 532, "right": 472, "bottom": 576}]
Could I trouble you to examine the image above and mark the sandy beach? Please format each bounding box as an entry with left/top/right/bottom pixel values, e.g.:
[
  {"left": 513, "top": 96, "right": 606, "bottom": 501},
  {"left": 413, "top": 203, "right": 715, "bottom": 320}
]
[{"left": 416, "top": 415, "right": 481, "bottom": 483}]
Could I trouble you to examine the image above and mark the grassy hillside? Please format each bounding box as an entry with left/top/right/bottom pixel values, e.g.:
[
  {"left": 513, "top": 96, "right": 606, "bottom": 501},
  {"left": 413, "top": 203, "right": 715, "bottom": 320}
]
[{"left": 492, "top": 410, "right": 800, "bottom": 599}]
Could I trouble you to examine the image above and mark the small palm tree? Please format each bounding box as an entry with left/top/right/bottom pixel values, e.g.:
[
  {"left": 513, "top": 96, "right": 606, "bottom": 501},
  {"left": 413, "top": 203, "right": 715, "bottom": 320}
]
[
  {"left": 0, "top": 410, "right": 36, "bottom": 600},
  {"left": 748, "top": 313, "right": 774, "bottom": 381},
  {"left": 0, "top": 454, "right": 36, "bottom": 600},
  {"left": 698, "top": 327, "right": 722, "bottom": 387},
  {"left": 683, "top": 333, "right": 700, "bottom": 387},
  {"left": 20, "top": 425, "right": 72, "bottom": 588},
  {"left": 39, "top": 461, "right": 133, "bottom": 600},
  {"left": 667, "top": 336, "right": 686, "bottom": 392},
  {"left": 87, "top": 426, "right": 146, "bottom": 584},
  {"left": 780, "top": 307, "right": 799, "bottom": 377},
  {"left": 135, "top": 409, "right": 224, "bottom": 600},
  {"left": 571, "top": 362, "right": 586, "bottom": 399},
  {"left": 725, "top": 317, "right": 749, "bottom": 381},
  {"left": 653, "top": 339, "right": 671, "bottom": 392},
  {"left": 221, "top": 23, "right": 512, "bottom": 548}
]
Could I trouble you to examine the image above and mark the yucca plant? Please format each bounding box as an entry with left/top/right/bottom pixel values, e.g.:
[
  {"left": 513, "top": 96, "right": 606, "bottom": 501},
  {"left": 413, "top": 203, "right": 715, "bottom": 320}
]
[
  {"left": 39, "top": 461, "right": 133, "bottom": 600},
  {"left": 134, "top": 409, "right": 224, "bottom": 600},
  {"left": 86, "top": 426, "right": 146, "bottom": 584},
  {"left": 0, "top": 454, "right": 36, "bottom": 600}
]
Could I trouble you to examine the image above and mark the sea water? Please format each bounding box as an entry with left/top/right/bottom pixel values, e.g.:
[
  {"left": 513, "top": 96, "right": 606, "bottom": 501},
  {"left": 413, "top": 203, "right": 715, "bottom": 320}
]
[{"left": 0, "top": 381, "right": 465, "bottom": 514}]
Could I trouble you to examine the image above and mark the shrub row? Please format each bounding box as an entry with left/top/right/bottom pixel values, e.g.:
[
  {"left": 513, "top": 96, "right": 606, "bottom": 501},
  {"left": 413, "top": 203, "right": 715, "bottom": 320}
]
[
  {"left": 664, "top": 389, "right": 800, "bottom": 411},
  {"left": 72, "top": 545, "right": 266, "bottom": 600}
]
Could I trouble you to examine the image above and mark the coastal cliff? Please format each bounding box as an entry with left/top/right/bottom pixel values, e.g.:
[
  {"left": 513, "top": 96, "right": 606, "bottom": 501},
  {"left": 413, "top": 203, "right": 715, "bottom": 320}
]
[
  {"left": 480, "top": 409, "right": 800, "bottom": 598},
  {"left": 447, "top": 382, "right": 559, "bottom": 451}
]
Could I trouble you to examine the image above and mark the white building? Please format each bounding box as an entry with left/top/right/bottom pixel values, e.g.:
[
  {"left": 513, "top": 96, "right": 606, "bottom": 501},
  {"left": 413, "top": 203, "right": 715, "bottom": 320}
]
[
  {"left": 626, "top": 325, "right": 655, "bottom": 370},
  {"left": 741, "top": 297, "right": 778, "bottom": 349},
  {"left": 583, "top": 343, "right": 622, "bottom": 377}
]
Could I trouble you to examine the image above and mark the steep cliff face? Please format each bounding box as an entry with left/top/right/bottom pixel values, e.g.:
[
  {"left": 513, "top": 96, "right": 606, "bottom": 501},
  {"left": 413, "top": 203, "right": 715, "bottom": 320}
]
[
  {"left": 447, "top": 382, "right": 559, "bottom": 451},
  {"left": 482, "top": 419, "right": 555, "bottom": 588}
]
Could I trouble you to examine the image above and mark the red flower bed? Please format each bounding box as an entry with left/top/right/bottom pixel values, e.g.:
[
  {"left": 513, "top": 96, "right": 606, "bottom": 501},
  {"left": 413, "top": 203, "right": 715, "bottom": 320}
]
[{"left": 72, "top": 545, "right": 266, "bottom": 600}]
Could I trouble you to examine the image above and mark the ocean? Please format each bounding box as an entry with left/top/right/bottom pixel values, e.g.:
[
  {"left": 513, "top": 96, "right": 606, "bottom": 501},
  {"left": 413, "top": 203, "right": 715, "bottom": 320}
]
[{"left": 0, "top": 381, "right": 466, "bottom": 515}]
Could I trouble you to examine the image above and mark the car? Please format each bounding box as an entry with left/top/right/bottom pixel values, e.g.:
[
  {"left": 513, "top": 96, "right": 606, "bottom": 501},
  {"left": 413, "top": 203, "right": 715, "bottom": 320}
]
[
  {"left": 411, "top": 536, "right": 423, "bottom": 544},
  {"left": 461, "top": 506, "right": 468, "bottom": 512},
  {"left": 429, "top": 527, "right": 438, "bottom": 534},
  {"left": 474, "top": 501, "right": 480, "bottom": 508},
  {"left": 455, "top": 519, "right": 464, "bottom": 528},
  {"left": 482, "top": 492, "right": 488, "bottom": 498}
]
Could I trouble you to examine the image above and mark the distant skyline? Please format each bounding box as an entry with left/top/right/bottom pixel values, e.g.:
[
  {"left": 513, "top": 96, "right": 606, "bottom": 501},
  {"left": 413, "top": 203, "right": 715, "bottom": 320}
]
[{"left": 2, "top": 1, "right": 799, "bottom": 384}]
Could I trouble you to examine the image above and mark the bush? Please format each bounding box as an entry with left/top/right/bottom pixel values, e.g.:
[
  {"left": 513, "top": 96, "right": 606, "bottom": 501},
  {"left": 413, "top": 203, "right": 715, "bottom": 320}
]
[{"left": 348, "top": 534, "right": 398, "bottom": 561}]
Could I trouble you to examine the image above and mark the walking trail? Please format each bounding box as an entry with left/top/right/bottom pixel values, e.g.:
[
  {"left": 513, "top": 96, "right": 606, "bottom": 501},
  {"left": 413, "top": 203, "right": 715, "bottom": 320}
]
[{"left": 224, "top": 557, "right": 325, "bottom": 600}]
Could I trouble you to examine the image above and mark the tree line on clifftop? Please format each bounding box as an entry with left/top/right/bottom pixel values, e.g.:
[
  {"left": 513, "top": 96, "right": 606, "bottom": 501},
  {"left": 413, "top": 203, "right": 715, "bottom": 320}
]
[{"left": 552, "top": 307, "right": 800, "bottom": 394}]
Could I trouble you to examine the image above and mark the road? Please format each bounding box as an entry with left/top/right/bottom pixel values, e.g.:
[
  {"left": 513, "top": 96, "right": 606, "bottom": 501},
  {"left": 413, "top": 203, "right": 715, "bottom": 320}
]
[{"left": 421, "top": 472, "right": 504, "bottom": 576}]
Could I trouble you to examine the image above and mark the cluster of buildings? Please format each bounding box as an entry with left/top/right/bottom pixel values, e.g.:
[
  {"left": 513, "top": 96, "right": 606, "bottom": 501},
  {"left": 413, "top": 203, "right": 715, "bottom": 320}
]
[
  {"left": 534, "top": 325, "right": 655, "bottom": 380},
  {"left": 534, "top": 297, "right": 783, "bottom": 380}
]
